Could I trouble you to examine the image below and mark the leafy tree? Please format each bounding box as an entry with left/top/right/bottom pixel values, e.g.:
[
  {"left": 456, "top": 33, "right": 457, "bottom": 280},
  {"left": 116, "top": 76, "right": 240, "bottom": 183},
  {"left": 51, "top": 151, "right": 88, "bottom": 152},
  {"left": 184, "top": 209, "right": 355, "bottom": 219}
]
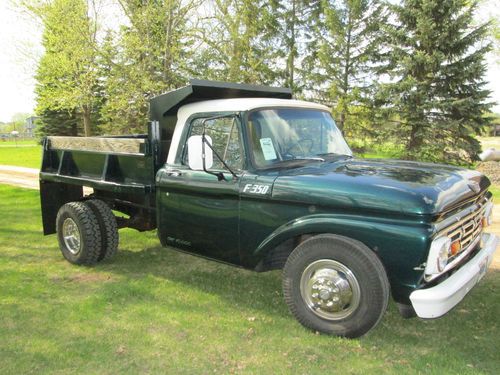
[
  {"left": 381, "top": 0, "right": 491, "bottom": 163},
  {"left": 10, "top": 113, "right": 32, "bottom": 133},
  {"left": 0, "top": 113, "right": 31, "bottom": 134},
  {"left": 100, "top": 0, "right": 199, "bottom": 134},
  {"left": 303, "top": 0, "right": 387, "bottom": 134},
  {"left": 33, "top": 0, "right": 101, "bottom": 136},
  {"left": 193, "top": 0, "right": 280, "bottom": 85}
]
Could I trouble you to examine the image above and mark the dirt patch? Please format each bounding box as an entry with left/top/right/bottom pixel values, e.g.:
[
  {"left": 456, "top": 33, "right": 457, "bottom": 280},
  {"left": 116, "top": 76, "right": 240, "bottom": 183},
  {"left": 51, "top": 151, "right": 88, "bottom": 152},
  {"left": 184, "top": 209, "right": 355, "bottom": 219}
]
[
  {"left": 50, "top": 273, "right": 113, "bottom": 283},
  {"left": 0, "top": 165, "right": 39, "bottom": 189},
  {"left": 476, "top": 161, "right": 500, "bottom": 184},
  {"left": 0, "top": 164, "right": 92, "bottom": 193}
]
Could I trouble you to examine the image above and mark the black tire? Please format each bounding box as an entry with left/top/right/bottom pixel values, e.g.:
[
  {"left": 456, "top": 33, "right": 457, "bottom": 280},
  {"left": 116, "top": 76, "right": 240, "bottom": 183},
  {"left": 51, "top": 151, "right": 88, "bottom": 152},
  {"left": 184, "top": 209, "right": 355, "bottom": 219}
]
[
  {"left": 85, "top": 199, "right": 119, "bottom": 261},
  {"left": 283, "top": 234, "right": 390, "bottom": 338},
  {"left": 56, "top": 202, "right": 102, "bottom": 265}
]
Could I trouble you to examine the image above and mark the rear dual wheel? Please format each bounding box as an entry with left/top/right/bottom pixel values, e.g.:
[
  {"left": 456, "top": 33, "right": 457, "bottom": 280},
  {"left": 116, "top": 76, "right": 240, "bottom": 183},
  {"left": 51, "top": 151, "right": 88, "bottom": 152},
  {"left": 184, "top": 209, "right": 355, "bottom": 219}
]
[
  {"left": 86, "top": 199, "right": 119, "bottom": 261},
  {"left": 56, "top": 200, "right": 118, "bottom": 265}
]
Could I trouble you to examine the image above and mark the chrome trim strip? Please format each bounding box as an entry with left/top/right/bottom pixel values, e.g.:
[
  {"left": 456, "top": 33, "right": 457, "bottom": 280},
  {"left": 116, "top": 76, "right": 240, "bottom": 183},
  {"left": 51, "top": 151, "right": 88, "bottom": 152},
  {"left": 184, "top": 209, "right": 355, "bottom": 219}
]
[{"left": 433, "top": 196, "right": 490, "bottom": 234}]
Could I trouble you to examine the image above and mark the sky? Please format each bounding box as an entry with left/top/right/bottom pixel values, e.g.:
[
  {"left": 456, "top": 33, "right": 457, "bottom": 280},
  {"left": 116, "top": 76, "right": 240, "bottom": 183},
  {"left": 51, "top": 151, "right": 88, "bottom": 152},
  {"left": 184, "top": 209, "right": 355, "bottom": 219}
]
[
  {"left": 0, "top": 1, "right": 42, "bottom": 123},
  {"left": 0, "top": 0, "right": 499, "bottom": 124}
]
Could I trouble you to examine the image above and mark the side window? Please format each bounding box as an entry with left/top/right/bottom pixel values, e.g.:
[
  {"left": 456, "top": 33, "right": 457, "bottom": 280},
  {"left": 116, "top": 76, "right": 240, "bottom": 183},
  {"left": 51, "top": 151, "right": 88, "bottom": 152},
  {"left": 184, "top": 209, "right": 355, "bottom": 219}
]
[{"left": 184, "top": 116, "right": 244, "bottom": 171}]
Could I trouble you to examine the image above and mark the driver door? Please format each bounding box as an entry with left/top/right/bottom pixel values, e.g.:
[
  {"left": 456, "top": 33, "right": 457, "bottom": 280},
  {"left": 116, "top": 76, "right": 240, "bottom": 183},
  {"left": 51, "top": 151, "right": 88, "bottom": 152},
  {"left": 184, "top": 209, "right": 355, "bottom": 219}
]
[{"left": 156, "top": 115, "right": 244, "bottom": 265}]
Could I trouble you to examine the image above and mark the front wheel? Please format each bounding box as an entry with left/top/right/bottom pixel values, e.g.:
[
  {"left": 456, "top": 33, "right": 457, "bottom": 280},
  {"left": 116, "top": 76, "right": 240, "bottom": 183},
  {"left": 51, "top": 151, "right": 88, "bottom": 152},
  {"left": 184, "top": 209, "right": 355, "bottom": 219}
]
[{"left": 282, "top": 234, "right": 389, "bottom": 338}]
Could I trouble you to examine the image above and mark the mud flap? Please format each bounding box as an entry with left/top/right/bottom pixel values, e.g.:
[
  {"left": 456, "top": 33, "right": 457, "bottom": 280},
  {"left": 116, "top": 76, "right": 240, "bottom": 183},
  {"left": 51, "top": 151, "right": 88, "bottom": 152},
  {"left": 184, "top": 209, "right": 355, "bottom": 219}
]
[{"left": 40, "top": 180, "right": 83, "bottom": 235}]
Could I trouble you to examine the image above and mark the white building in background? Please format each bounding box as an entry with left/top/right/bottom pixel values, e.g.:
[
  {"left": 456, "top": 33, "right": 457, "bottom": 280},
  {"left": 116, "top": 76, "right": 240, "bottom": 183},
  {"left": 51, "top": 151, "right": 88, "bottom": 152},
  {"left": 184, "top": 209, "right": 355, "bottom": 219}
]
[{"left": 25, "top": 116, "right": 38, "bottom": 137}]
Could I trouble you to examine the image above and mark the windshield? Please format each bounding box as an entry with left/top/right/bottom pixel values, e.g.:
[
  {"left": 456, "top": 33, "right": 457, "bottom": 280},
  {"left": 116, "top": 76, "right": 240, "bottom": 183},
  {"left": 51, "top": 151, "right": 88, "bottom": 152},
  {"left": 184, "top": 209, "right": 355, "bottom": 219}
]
[{"left": 248, "top": 108, "right": 352, "bottom": 168}]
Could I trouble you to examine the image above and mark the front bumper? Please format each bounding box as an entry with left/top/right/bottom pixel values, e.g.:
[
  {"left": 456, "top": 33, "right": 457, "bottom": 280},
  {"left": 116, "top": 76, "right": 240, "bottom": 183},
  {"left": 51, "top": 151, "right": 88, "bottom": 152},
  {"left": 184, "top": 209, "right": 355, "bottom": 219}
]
[{"left": 410, "top": 232, "right": 498, "bottom": 318}]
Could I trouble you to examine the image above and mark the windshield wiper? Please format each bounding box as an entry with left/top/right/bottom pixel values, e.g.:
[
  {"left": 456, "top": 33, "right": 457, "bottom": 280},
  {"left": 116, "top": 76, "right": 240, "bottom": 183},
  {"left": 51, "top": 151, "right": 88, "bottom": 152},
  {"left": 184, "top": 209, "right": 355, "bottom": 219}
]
[
  {"left": 292, "top": 156, "right": 325, "bottom": 161},
  {"left": 260, "top": 157, "right": 324, "bottom": 170},
  {"left": 316, "top": 153, "right": 353, "bottom": 160}
]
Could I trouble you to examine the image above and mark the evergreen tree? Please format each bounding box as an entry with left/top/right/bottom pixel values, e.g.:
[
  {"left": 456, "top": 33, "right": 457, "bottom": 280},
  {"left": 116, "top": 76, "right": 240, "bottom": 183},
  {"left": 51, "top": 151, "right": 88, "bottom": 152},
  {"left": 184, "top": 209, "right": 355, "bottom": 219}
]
[
  {"left": 271, "top": 0, "right": 311, "bottom": 94},
  {"left": 303, "top": 0, "right": 387, "bottom": 134},
  {"left": 282, "top": 0, "right": 301, "bottom": 92},
  {"left": 382, "top": 0, "right": 491, "bottom": 163},
  {"left": 36, "top": 109, "right": 80, "bottom": 137}
]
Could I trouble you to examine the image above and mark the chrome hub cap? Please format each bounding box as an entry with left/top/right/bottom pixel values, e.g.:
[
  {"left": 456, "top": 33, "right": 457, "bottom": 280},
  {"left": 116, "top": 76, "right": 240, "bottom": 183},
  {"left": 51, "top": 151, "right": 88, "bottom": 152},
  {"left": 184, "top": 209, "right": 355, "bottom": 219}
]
[
  {"left": 300, "top": 259, "right": 360, "bottom": 320},
  {"left": 62, "top": 218, "right": 81, "bottom": 255}
]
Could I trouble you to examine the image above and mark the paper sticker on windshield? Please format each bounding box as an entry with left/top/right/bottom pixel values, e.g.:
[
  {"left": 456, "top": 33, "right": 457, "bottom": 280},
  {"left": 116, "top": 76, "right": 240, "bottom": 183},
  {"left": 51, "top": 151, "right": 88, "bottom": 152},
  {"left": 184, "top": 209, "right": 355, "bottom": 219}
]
[{"left": 259, "top": 138, "right": 277, "bottom": 160}]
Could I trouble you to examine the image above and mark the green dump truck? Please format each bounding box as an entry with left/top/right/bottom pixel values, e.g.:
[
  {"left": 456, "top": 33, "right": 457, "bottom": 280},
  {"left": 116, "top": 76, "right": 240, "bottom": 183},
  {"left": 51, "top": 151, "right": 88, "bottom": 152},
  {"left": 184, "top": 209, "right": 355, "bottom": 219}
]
[{"left": 39, "top": 79, "right": 498, "bottom": 338}]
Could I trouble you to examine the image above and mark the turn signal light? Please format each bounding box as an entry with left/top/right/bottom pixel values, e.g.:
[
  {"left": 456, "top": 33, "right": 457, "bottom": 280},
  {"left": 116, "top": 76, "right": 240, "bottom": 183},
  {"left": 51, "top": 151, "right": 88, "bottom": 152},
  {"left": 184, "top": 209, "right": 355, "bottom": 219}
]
[
  {"left": 481, "top": 217, "right": 489, "bottom": 228},
  {"left": 450, "top": 240, "right": 461, "bottom": 256}
]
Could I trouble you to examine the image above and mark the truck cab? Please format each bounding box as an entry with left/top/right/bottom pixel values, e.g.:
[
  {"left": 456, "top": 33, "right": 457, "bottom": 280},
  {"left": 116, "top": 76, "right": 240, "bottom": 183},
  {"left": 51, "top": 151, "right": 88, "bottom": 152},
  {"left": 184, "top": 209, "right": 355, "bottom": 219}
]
[{"left": 39, "top": 80, "right": 498, "bottom": 338}]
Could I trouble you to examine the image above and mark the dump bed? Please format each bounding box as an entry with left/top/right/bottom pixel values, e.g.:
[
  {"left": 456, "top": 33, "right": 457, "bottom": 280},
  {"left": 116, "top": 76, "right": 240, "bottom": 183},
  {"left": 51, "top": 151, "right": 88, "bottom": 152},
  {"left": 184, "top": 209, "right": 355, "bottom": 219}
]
[
  {"left": 40, "top": 135, "right": 155, "bottom": 193},
  {"left": 39, "top": 132, "right": 158, "bottom": 235}
]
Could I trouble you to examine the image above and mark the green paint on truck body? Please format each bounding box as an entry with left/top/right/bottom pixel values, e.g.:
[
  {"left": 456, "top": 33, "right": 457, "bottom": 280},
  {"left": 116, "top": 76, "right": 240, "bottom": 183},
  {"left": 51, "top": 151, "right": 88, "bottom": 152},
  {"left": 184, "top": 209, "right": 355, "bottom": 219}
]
[{"left": 155, "top": 108, "right": 491, "bottom": 305}]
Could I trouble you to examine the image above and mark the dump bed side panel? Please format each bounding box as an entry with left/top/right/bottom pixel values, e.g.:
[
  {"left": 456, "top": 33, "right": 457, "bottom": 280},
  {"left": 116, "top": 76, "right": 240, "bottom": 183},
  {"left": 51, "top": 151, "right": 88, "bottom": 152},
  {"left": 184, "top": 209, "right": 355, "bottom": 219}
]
[{"left": 39, "top": 135, "right": 157, "bottom": 235}]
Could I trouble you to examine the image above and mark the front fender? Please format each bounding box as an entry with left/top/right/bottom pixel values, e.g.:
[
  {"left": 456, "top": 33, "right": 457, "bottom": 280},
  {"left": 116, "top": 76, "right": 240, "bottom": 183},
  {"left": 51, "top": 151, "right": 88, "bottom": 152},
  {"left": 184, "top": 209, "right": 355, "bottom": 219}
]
[{"left": 254, "top": 213, "right": 432, "bottom": 303}]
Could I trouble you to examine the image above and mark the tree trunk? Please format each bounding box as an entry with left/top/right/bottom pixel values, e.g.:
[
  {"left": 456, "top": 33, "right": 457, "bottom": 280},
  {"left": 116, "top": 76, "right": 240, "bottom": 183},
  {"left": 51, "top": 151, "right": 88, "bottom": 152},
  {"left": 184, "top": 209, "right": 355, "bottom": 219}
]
[
  {"left": 407, "top": 123, "right": 422, "bottom": 154},
  {"left": 338, "top": 112, "right": 345, "bottom": 132},
  {"left": 82, "top": 105, "right": 92, "bottom": 137},
  {"left": 287, "top": 0, "right": 296, "bottom": 91},
  {"left": 338, "top": 10, "right": 352, "bottom": 134}
]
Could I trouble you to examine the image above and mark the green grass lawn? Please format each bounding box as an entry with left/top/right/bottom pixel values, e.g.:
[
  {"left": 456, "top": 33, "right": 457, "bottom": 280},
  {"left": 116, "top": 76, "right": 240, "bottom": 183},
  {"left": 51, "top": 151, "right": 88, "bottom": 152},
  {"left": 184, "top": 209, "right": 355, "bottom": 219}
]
[
  {"left": 0, "top": 185, "right": 499, "bottom": 374},
  {"left": 489, "top": 185, "right": 500, "bottom": 200},
  {"left": 0, "top": 143, "right": 42, "bottom": 168},
  {"left": 0, "top": 139, "right": 39, "bottom": 146}
]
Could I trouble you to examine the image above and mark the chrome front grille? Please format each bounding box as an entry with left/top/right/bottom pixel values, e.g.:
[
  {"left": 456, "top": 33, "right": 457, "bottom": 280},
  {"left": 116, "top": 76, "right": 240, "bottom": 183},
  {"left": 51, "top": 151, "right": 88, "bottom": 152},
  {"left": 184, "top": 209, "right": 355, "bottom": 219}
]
[
  {"left": 424, "top": 195, "right": 493, "bottom": 282},
  {"left": 442, "top": 197, "right": 490, "bottom": 262},
  {"left": 446, "top": 207, "right": 485, "bottom": 256}
]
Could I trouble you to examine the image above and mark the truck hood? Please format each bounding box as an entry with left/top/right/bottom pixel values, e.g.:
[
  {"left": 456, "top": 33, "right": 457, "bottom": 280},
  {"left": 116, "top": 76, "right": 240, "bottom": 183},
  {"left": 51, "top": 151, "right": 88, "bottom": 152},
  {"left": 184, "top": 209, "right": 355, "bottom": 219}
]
[{"left": 271, "top": 158, "right": 490, "bottom": 216}]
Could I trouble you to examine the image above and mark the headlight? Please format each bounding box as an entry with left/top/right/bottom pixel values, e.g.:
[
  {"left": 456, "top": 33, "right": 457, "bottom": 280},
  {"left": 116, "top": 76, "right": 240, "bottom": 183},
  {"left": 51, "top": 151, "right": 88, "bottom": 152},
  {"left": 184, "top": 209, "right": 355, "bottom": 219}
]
[
  {"left": 425, "top": 236, "right": 451, "bottom": 276},
  {"left": 437, "top": 244, "right": 449, "bottom": 271}
]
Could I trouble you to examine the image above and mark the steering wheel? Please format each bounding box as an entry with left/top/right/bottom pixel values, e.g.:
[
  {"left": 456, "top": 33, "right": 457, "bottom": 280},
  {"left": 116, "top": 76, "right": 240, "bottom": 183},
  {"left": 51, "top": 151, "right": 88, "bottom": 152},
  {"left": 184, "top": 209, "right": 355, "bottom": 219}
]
[{"left": 284, "top": 138, "right": 314, "bottom": 157}]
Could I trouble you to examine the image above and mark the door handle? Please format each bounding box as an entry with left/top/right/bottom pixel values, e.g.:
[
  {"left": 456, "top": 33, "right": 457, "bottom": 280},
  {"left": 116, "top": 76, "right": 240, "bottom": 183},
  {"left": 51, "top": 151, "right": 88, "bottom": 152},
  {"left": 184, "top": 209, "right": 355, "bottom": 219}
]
[{"left": 165, "top": 169, "right": 183, "bottom": 177}]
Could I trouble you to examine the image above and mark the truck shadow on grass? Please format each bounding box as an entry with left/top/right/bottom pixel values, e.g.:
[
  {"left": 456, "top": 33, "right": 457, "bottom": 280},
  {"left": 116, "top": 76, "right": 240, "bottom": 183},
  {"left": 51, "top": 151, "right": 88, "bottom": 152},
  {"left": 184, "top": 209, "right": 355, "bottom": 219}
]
[
  {"left": 104, "top": 245, "right": 500, "bottom": 351},
  {"left": 101, "top": 246, "right": 499, "bottom": 372},
  {"left": 104, "top": 245, "right": 289, "bottom": 316}
]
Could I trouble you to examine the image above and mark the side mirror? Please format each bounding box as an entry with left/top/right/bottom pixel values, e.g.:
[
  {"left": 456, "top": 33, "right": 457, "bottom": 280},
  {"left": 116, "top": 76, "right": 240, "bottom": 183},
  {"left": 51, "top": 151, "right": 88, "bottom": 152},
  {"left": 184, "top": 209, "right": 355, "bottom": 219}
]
[{"left": 187, "top": 135, "right": 213, "bottom": 170}]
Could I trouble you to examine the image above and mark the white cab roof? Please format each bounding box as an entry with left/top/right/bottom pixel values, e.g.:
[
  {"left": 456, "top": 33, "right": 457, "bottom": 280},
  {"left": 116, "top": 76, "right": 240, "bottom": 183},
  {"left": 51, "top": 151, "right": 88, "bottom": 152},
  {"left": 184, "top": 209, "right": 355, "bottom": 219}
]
[
  {"left": 177, "top": 98, "right": 329, "bottom": 118},
  {"left": 167, "top": 98, "right": 330, "bottom": 164}
]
